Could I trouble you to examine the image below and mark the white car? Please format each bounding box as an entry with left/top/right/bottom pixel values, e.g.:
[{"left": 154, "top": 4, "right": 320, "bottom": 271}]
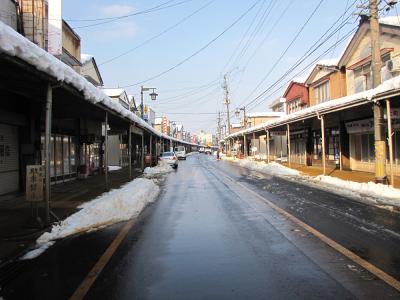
[
  {"left": 174, "top": 146, "right": 186, "bottom": 160},
  {"left": 160, "top": 151, "right": 178, "bottom": 169}
]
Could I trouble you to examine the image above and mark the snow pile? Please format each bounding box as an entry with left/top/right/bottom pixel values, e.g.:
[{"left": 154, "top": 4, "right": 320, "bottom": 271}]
[
  {"left": 230, "top": 159, "right": 300, "bottom": 176},
  {"left": 22, "top": 177, "right": 159, "bottom": 260},
  {"left": 144, "top": 161, "right": 173, "bottom": 177},
  {"left": 108, "top": 166, "right": 122, "bottom": 171},
  {"left": 313, "top": 175, "right": 400, "bottom": 202}
]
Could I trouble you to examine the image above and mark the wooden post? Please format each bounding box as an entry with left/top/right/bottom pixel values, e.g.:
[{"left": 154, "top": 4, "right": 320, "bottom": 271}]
[
  {"left": 141, "top": 134, "right": 144, "bottom": 171},
  {"left": 320, "top": 115, "right": 326, "bottom": 176},
  {"left": 149, "top": 134, "right": 153, "bottom": 166},
  {"left": 44, "top": 83, "right": 52, "bottom": 224},
  {"left": 243, "top": 134, "right": 247, "bottom": 158},
  {"left": 266, "top": 129, "right": 270, "bottom": 163},
  {"left": 105, "top": 112, "right": 109, "bottom": 191},
  {"left": 387, "top": 99, "right": 395, "bottom": 186},
  {"left": 287, "top": 124, "right": 291, "bottom": 167},
  {"left": 128, "top": 125, "right": 132, "bottom": 180}
]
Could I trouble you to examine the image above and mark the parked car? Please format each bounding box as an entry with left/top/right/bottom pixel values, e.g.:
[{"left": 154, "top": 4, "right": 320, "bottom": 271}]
[
  {"left": 160, "top": 151, "right": 178, "bottom": 169},
  {"left": 199, "top": 147, "right": 205, "bottom": 153},
  {"left": 205, "top": 147, "right": 212, "bottom": 155},
  {"left": 174, "top": 146, "right": 186, "bottom": 160}
]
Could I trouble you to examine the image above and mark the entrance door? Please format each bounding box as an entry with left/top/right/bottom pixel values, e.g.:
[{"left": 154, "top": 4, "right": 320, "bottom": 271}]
[{"left": 0, "top": 124, "right": 19, "bottom": 195}]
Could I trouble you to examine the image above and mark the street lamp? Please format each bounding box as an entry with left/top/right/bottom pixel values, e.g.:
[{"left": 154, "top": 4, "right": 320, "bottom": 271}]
[
  {"left": 141, "top": 86, "right": 158, "bottom": 119},
  {"left": 235, "top": 106, "right": 247, "bottom": 128}
]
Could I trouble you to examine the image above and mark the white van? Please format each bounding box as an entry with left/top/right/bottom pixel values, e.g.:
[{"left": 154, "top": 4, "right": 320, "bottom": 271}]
[{"left": 174, "top": 146, "right": 186, "bottom": 160}]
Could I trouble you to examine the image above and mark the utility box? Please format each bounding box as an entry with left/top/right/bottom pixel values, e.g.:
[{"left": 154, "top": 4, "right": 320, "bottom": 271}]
[{"left": 26, "top": 165, "right": 44, "bottom": 202}]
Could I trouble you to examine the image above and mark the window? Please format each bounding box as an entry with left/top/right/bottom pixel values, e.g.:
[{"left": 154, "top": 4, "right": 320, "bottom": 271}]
[
  {"left": 287, "top": 97, "right": 304, "bottom": 114},
  {"left": 353, "top": 54, "right": 391, "bottom": 93},
  {"left": 356, "top": 133, "right": 375, "bottom": 162},
  {"left": 314, "top": 81, "right": 330, "bottom": 103}
]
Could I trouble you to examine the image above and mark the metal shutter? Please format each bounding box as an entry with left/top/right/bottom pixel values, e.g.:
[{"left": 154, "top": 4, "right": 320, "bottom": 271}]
[{"left": 0, "top": 124, "right": 19, "bottom": 195}]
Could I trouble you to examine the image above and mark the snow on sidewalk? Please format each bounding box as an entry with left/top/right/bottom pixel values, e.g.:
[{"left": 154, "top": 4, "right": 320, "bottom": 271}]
[
  {"left": 222, "top": 157, "right": 299, "bottom": 176},
  {"left": 22, "top": 177, "right": 160, "bottom": 260},
  {"left": 313, "top": 175, "right": 400, "bottom": 204},
  {"left": 223, "top": 157, "right": 400, "bottom": 207},
  {"left": 144, "top": 161, "right": 173, "bottom": 178}
]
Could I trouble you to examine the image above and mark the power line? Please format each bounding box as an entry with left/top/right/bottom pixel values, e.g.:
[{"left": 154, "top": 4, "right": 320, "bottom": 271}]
[
  {"left": 119, "top": 0, "right": 263, "bottom": 88},
  {"left": 242, "top": 0, "right": 326, "bottom": 105},
  {"left": 98, "top": 0, "right": 216, "bottom": 66},
  {"left": 247, "top": 27, "right": 357, "bottom": 111},
  {"left": 72, "top": 0, "right": 194, "bottom": 29},
  {"left": 239, "top": 0, "right": 359, "bottom": 110}
]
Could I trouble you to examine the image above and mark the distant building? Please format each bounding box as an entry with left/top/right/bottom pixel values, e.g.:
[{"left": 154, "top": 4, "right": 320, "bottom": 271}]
[
  {"left": 101, "top": 88, "right": 130, "bottom": 110},
  {"left": 269, "top": 98, "right": 287, "bottom": 114},
  {"left": 81, "top": 54, "right": 104, "bottom": 87}
]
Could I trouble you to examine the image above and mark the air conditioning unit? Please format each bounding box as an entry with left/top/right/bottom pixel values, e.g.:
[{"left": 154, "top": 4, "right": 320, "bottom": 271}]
[{"left": 386, "top": 59, "right": 400, "bottom": 73}]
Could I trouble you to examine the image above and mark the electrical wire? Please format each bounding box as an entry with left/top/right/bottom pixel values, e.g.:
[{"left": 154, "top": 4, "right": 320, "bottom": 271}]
[
  {"left": 119, "top": 0, "right": 263, "bottom": 88},
  {"left": 72, "top": 0, "right": 194, "bottom": 29},
  {"left": 242, "top": 0, "right": 326, "bottom": 105}
]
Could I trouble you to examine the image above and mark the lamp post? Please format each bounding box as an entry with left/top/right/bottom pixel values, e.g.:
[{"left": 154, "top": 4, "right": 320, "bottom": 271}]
[
  {"left": 140, "top": 86, "right": 158, "bottom": 119},
  {"left": 235, "top": 107, "right": 247, "bottom": 129}
]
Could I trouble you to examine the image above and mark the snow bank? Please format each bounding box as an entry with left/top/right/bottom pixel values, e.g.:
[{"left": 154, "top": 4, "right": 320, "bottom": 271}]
[
  {"left": 108, "top": 166, "right": 122, "bottom": 171},
  {"left": 22, "top": 177, "right": 160, "bottom": 259},
  {"left": 223, "top": 158, "right": 299, "bottom": 176},
  {"left": 144, "top": 161, "right": 173, "bottom": 177},
  {"left": 224, "top": 157, "right": 400, "bottom": 207},
  {"left": 313, "top": 175, "right": 400, "bottom": 202}
]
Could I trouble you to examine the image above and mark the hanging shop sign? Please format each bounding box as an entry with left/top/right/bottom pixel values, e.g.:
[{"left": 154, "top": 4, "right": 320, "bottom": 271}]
[
  {"left": 345, "top": 118, "right": 374, "bottom": 134},
  {"left": 270, "top": 131, "right": 287, "bottom": 137}
]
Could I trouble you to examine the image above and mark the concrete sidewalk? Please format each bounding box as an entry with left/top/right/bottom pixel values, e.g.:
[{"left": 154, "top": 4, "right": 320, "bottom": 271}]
[
  {"left": 282, "top": 162, "right": 400, "bottom": 188},
  {"left": 0, "top": 167, "right": 141, "bottom": 267}
]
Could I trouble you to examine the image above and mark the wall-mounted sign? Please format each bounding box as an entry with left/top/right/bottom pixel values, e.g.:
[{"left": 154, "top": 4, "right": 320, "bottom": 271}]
[{"left": 346, "top": 118, "right": 374, "bottom": 134}]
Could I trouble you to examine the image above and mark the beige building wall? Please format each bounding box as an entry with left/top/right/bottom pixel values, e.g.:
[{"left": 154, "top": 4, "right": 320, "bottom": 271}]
[{"left": 346, "top": 32, "right": 400, "bottom": 95}]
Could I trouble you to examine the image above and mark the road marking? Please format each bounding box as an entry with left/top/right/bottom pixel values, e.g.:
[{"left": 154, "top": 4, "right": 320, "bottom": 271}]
[
  {"left": 69, "top": 220, "right": 135, "bottom": 300},
  {"left": 210, "top": 165, "right": 400, "bottom": 292}
]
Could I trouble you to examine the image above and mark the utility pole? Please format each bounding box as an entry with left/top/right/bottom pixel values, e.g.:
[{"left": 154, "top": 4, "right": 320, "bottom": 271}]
[
  {"left": 370, "top": 0, "right": 387, "bottom": 183},
  {"left": 217, "top": 111, "right": 222, "bottom": 142},
  {"left": 223, "top": 74, "right": 231, "bottom": 135}
]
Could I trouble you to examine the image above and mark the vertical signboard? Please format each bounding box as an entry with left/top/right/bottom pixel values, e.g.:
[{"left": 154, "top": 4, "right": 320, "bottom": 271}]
[
  {"left": 26, "top": 165, "right": 44, "bottom": 202},
  {"left": 48, "top": 0, "right": 62, "bottom": 56}
]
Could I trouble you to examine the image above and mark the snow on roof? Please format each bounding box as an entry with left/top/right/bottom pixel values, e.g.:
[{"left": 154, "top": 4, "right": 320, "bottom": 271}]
[
  {"left": 379, "top": 16, "right": 400, "bottom": 27},
  {"left": 231, "top": 123, "right": 242, "bottom": 128},
  {"left": 292, "top": 77, "right": 307, "bottom": 84},
  {"left": 316, "top": 58, "right": 339, "bottom": 67},
  {"left": 0, "top": 21, "right": 198, "bottom": 146},
  {"left": 81, "top": 54, "right": 93, "bottom": 64},
  {"left": 101, "top": 88, "right": 125, "bottom": 97},
  {"left": 225, "top": 74, "right": 400, "bottom": 139},
  {"left": 246, "top": 111, "right": 285, "bottom": 118}
]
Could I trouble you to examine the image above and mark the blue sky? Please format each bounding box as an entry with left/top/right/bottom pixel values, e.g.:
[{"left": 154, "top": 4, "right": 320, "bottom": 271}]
[{"left": 63, "top": 0, "right": 398, "bottom": 134}]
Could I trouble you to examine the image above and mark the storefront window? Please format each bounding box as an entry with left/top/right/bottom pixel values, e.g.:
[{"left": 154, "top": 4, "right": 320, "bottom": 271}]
[{"left": 358, "top": 133, "right": 375, "bottom": 162}]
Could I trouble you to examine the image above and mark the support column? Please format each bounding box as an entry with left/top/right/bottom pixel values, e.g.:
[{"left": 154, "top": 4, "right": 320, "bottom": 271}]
[
  {"left": 320, "top": 115, "right": 326, "bottom": 176},
  {"left": 141, "top": 134, "right": 144, "bottom": 171},
  {"left": 253, "top": 132, "right": 256, "bottom": 157},
  {"left": 44, "top": 83, "right": 52, "bottom": 224},
  {"left": 387, "top": 99, "right": 395, "bottom": 186},
  {"left": 128, "top": 125, "right": 132, "bottom": 180},
  {"left": 105, "top": 112, "right": 109, "bottom": 191},
  {"left": 287, "top": 124, "right": 291, "bottom": 168},
  {"left": 266, "top": 129, "right": 270, "bottom": 163},
  {"left": 149, "top": 134, "right": 153, "bottom": 166},
  {"left": 243, "top": 134, "right": 247, "bottom": 158}
]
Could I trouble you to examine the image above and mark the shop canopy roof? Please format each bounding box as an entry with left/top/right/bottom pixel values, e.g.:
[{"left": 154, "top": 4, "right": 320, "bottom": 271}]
[
  {"left": 0, "top": 21, "right": 198, "bottom": 147},
  {"left": 225, "top": 75, "right": 400, "bottom": 139}
]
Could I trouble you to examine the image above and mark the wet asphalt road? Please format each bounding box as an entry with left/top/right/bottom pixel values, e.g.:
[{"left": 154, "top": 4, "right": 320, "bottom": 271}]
[{"left": 2, "top": 154, "right": 400, "bottom": 299}]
